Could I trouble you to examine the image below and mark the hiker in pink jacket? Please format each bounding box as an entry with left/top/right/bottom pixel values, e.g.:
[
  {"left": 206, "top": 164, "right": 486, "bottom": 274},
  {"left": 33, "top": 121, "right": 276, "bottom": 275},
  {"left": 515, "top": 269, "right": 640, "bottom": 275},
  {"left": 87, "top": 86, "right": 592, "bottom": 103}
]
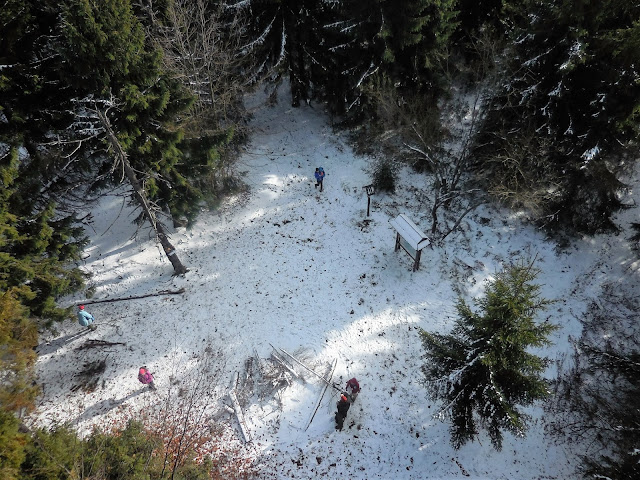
[{"left": 138, "top": 366, "right": 156, "bottom": 390}]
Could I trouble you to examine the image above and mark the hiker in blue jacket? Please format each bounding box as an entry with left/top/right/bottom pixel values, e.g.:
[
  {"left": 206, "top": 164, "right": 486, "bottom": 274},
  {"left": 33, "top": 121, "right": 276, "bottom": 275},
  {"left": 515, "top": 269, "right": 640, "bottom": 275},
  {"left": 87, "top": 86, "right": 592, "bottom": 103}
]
[
  {"left": 77, "top": 305, "right": 97, "bottom": 331},
  {"left": 314, "top": 167, "right": 325, "bottom": 192}
]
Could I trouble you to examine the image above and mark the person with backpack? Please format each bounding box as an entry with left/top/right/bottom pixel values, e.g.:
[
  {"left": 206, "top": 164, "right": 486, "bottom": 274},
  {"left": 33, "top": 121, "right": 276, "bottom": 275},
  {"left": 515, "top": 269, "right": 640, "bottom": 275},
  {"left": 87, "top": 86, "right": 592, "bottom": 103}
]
[
  {"left": 346, "top": 377, "right": 360, "bottom": 402},
  {"left": 314, "top": 167, "right": 325, "bottom": 192},
  {"left": 335, "top": 393, "right": 351, "bottom": 431},
  {"left": 138, "top": 366, "right": 156, "bottom": 390},
  {"left": 77, "top": 305, "right": 96, "bottom": 331}
]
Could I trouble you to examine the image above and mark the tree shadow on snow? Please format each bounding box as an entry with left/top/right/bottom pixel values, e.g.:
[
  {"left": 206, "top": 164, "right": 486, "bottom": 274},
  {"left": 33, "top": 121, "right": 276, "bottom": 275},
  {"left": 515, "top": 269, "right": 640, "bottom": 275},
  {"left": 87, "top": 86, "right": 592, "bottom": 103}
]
[
  {"left": 73, "top": 388, "right": 148, "bottom": 425},
  {"left": 36, "top": 329, "right": 92, "bottom": 355}
]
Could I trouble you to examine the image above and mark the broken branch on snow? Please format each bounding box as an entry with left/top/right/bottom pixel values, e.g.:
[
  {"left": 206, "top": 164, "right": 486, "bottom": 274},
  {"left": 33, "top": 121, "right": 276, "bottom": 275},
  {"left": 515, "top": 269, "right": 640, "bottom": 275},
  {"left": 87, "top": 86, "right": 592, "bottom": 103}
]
[
  {"left": 76, "top": 339, "right": 126, "bottom": 350},
  {"left": 78, "top": 288, "right": 185, "bottom": 306}
]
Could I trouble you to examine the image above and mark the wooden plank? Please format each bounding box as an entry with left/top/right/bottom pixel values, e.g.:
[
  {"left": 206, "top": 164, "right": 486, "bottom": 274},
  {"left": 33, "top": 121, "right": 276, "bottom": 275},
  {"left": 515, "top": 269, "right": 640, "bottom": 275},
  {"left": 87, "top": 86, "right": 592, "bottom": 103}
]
[
  {"left": 230, "top": 371, "right": 239, "bottom": 390},
  {"left": 304, "top": 358, "right": 337, "bottom": 431},
  {"left": 229, "top": 389, "right": 252, "bottom": 443}
]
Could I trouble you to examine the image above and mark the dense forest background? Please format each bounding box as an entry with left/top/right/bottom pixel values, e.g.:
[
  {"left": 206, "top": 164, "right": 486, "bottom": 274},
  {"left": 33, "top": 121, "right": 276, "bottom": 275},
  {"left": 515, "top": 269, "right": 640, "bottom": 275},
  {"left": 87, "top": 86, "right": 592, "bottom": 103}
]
[{"left": 1, "top": 1, "right": 638, "bottom": 478}]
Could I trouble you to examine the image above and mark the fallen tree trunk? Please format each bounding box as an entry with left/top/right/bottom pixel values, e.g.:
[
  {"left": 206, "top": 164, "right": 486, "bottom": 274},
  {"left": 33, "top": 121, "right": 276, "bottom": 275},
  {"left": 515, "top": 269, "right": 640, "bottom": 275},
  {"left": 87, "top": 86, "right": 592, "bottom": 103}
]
[
  {"left": 80, "top": 288, "right": 185, "bottom": 306},
  {"left": 76, "top": 340, "right": 126, "bottom": 350}
]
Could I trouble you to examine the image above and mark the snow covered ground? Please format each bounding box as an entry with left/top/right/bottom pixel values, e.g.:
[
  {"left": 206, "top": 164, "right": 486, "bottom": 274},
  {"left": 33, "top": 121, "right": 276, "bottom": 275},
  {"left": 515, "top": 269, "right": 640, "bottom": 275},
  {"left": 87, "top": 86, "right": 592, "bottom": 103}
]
[{"left": 29, "top": 84, "right": 639, "bottom": 479}]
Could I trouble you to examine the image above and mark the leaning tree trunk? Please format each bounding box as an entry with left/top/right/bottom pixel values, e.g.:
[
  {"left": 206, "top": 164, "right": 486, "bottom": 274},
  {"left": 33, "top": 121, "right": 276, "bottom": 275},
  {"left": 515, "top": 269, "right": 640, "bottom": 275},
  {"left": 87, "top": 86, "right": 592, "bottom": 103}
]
[
  {"left": 98, "top": 110, "right": 188, "bottom": 275},
  {"left": 121, "top": 159, "right": 188, "bottom": 275}
]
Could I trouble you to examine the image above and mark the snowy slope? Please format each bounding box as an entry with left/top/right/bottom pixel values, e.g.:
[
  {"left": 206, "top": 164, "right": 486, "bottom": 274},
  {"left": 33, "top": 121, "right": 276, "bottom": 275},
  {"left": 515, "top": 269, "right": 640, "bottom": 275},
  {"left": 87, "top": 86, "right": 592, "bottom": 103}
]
[{"left": 30, "top": 84, "right": 640, "bottom": 479}]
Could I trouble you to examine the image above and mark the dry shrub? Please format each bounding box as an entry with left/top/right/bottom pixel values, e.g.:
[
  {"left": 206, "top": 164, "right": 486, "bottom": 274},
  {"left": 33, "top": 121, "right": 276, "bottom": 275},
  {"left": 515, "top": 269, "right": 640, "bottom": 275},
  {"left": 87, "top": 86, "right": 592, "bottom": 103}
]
[{"left": 138, "top": 345, "right": 257, "bottom": 479}]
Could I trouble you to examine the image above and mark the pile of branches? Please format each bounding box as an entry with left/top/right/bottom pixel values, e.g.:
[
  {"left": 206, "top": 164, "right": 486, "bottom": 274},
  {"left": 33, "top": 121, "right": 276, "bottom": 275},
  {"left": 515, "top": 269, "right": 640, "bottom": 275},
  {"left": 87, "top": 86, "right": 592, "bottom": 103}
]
[
  {"left": 236, "top": 348, "right": 318, "bottom": 406},
  {"left": 72, "top": 358, "right": 107, "bottom": 393}
]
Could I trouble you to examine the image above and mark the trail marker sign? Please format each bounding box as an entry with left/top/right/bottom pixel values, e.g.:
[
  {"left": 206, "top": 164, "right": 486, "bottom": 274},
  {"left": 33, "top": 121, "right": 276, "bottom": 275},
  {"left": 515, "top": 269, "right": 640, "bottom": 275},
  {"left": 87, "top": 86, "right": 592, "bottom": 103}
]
[{"left": 364, "top": 184, "right": 375, "bottom": 217}]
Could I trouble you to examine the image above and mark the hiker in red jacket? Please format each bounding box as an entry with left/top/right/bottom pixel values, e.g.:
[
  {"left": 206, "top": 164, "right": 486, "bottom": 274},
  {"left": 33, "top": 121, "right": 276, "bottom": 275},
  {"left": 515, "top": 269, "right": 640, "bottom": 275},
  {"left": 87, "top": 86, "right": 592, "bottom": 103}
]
[
  {"left": 346, "top": 377, "right": 360, "bottom": 402},
  {"left": 138, "top": 366, "right": 156, "bottom": 390}
]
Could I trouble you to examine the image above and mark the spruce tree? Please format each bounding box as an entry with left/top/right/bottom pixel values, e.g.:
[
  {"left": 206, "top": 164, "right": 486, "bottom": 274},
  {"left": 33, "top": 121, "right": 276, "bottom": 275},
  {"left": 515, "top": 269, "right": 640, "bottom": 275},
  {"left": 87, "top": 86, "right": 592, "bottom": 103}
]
[
  {"left": 307, "top": 1, "right": 383, "bottom": 118},
  {"left": 309, "top": 0, "right": 458, "bottom": 120},
  {"left": 0, "top": 149, "right": 87, "bottom": 321},
  {"left": 0, "top": 2, "right": 89, "bottom": 416},
  {"left": 59, "top": 0, "right": 198, "bottom": 217},
  {"left": 234, "top": 0, "right": 458, "bottom": 118},
  {"left": 0, "top": 147, "right": 87, "bottom": 418},
  {"left": 0, "top": 0, "right": 83, "bottom": 210},
  {"left": 456, "top": 0, "right": 504, "bottom": 38},
  {"left": 0, "top": 410, "right": 27, "bottom": 480},
  {"left": 379, "top": 0, "right": 458, "bottom": 88},
  {"left": 20, "top": 424, "right": 81, "bottom": 479},
  {"left": 473, "top": 0, "right": 640, "bottom": 233},
  {"left": 227, "top": 0, "right": 321, "bottom": 107},
  {"left": 58, "top": 0, "right": 203, "bottom": 273},
  {"left": 3, "top": 1, "right": 210, "bottom": 275},
  {"left": 420, "top": 260, "right": 557, "bottom": 450}
]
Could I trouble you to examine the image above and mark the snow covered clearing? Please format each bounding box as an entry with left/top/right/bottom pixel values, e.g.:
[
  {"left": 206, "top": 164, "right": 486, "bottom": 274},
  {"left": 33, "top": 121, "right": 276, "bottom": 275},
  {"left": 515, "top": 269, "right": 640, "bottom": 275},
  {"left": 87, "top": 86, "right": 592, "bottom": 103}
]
[{"left": 29, "top": 84, "right": 639, "bottom": 479}]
